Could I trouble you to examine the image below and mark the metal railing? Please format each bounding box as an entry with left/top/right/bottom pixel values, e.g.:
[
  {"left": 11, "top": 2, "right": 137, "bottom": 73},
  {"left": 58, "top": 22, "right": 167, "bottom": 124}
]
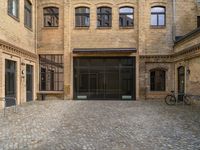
[{"left": 0, "top": 97, "right": 17, "bottom": 117}]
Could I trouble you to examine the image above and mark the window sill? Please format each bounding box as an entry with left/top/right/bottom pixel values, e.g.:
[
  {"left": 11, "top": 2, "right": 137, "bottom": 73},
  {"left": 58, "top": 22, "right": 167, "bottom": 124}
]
[
  {"left": 96, "top": 27, "right": 112, "bottom": 30},
  {"left": 42, "top": 27, "right": 59, "bottom": 30},
  {"left": 119, "top": 26, "right": 134, "bottom": 29},
  {"left": 8, "top": 13, "right": 19, "bottom": 22},
  {"left": 74, "top": 27, "right": 90, "bottom": 30},
  {"left": 150, "top": 25, "right": 166, "bottom": 29},
  {"left": 38, "top": 91, "right": 64, "bottom": 94}
]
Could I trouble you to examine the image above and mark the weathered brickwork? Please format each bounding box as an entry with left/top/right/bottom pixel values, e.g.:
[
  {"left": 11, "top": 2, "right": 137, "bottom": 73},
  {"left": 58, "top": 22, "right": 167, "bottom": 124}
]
[{"left": 0, "top": 0, "right": 37, "bottom": 108}]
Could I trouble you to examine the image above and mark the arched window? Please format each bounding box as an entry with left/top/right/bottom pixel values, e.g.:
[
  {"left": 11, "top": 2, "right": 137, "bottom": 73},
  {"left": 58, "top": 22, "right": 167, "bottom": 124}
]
[
  {"left": 97, "top": 7, "right": 112, "bottom": 27},
  {"left": 43, "top": 7, "right": 59, "bottom": 27},
  {"left": 119, "top": 7, "right": 134, "bottom": 27},
  {"left": 151, "top": 6, "right": 166, "bottom": 26},
  {"left": 150, "top": 69, "right": 166, "bottom": 91},
  {"left": 75, "top": 7, "right": 90, "bottom": 27}
]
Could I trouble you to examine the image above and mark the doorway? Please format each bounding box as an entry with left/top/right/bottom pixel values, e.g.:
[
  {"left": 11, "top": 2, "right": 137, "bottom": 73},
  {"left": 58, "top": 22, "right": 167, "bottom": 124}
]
[
  {"left": 26, "top": 64, "right": 33, "bottom": 102},
  {"left": 178, "top": 66, "right": 185, "bottom": 101},
  {"left": 74, "top": 57, "right": 136, "bottom": 100}
]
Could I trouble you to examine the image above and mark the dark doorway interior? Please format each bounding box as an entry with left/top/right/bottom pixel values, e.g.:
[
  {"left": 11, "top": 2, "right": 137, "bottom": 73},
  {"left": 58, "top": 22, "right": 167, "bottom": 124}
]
[
  {"left": 178, "top": 66, "right": 185, "bottom": 101},
  {"left": 74, "top": 57, "right": 136, "bottom": 100},
  {"left": 5, "top": 59, "right": 16, "bottom": 106},
  {"left": 26, "top": 64, "right": 33, "bottom": 102}
]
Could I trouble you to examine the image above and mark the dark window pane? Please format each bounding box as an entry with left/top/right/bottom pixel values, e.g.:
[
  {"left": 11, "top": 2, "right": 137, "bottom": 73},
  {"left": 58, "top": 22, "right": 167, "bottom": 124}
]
[
  {"left": 24, "top": 0, "right": 32, "bottom": 28},
  {"left": 197, "top": 16, "right": 200, "bottom": 28},
  {"left": 75, "top": 7, "right": 90, "bottom": 27},
  {"left": 8, "top": 0, "right": 19, "bottom": 18},
  {"left": 97, "top": 7, "right": 112, "bottom": 27},
  {"left": 119, "top": 7, "right": 134, "bottom": 27},
  {"left": 150, "top": 70, "right": 166, "bottom": 91},
  {"left": 39, "top": 55, "right": 64, "bottom": 91},
  {"left": 44, "top": 7, "right": 59, "bottom": 27}
]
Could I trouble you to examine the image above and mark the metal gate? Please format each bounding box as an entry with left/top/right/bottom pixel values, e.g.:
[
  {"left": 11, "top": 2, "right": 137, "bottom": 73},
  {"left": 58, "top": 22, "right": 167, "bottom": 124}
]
[{"left": 74, "top": 57, "right": 136, "bottom": 100}]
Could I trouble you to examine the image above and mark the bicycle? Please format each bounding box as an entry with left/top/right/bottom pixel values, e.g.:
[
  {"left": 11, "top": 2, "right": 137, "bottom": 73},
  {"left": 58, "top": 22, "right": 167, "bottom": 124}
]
[{"left": 165, "top": 91, "right": 192, "bottom": 105}]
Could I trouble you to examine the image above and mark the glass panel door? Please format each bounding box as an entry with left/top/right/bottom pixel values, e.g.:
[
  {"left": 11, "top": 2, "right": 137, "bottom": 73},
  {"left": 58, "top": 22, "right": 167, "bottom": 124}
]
[
  {"left": 26, "top": 64, "right": 33, "bottom": 102},
  {"left": 74, "top": 57, "right": 136, "bottom": 100},
  {"left": 5, "top": 59, "right": 16, "bottom": 106},
  {"left": 178, "top": 66, "right": 185, "bottom": 101}
]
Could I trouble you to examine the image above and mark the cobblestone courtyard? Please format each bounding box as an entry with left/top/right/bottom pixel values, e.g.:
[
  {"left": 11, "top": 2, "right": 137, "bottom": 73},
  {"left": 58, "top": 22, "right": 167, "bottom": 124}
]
[{"left": 0, "top": 100, "right": 200, "bottom": 150}]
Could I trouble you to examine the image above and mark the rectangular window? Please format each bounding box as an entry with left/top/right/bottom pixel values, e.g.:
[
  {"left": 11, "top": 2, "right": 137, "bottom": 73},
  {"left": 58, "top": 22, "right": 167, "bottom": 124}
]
[
  {"left": 24, "top": 0, "right": 32, "bottom": 29},
  {"left": 119, "top": 7, "right": 134, "bottom": 27},
  {"left": 8, "top": 0, "right": 19, "bottom": 19},
  {"left": 44, "top": 7, "right": 59, "bottom": 27},
  {"left": 97, "top": 7, "right": 112, "bottom": 27},
  {"left": 39, "top": 55, "right": 64, "bottom": 91},
  {"left": 75, "top": 7, "right": 90, "bottom": 27},
  {"left": 150, "top": 70, "right": 166, "bottom": 91},
  {"left": 198, "top": 16, "right": 200, "bottom": 28}
]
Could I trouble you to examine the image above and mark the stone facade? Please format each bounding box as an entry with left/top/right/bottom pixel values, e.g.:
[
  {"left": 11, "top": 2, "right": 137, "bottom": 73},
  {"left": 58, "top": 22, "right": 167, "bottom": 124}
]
[
  {"left": 0, "top": 0, "right": 37, "bottom": 108},
  {"left": 0, "top": 0, "right": 200, "bottom": 105}
]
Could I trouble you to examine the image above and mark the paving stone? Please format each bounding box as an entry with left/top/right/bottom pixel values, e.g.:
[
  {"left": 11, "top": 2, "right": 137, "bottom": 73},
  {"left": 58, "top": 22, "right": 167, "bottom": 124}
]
[{"left": 0, "top": 100, "right": 199, "bottom": 150}]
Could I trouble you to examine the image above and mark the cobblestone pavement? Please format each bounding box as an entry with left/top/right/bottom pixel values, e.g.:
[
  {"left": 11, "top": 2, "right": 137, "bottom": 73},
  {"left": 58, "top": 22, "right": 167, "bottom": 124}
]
[{"left": 0, "top": 100, "right": 200, "bottom": 150}]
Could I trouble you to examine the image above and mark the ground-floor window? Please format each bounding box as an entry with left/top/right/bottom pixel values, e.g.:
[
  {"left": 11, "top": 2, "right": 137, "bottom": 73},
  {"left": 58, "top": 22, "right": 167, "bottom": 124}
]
[
  {"left": 39, "top": 55, "right": 64, "bottom": 91},
  {"left": 5, "top": 59, "right": 16, "bottom": 106},
  {"left": 150, "top": 69, "right": 166, "bottom": 91}
]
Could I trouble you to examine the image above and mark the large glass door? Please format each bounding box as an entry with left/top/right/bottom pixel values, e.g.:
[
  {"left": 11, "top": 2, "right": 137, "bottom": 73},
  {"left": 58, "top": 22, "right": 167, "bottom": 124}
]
[
  {"left": 26, "top": 64, "right": 33, "bottom": 102},
  {"left": 5, "top": 59, "right": 16, "bottom": 106},
  {"left": 74, "top": 57, "right": 136, "bottom": 100}
]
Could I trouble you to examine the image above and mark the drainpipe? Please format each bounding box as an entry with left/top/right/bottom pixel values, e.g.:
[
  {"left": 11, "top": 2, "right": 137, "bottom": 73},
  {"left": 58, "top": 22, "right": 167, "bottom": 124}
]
[
  {"left": 172, "top": 0, "right": 176, "bottom": 93},
  {"left": 172, "top": 0, "right": 176, "bottom": 42}
]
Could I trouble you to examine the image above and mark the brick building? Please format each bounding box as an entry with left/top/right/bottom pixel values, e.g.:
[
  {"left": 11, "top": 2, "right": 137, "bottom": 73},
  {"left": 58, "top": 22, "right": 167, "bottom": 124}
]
[{"left": 0, "top": 0, "right": 200, "bottom": 106}]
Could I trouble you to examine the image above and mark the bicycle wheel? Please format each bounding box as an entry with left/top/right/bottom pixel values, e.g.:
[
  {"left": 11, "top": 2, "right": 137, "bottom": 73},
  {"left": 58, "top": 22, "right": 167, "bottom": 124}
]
[
  {"left": 165, "top": 95, "right": 176, "bottom": 105},
  {"left": 183, "top": 95, "right": 192, "bottom": 105}
]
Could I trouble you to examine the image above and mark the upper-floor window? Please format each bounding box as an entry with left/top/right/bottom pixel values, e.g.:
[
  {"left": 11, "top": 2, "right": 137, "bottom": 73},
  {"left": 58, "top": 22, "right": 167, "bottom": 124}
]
[
  {"left": 8, "top": 0, "right": 19, "bottom": 19},
  {"left": 151, "top": 6, "right": 166, "bottom": 27},
  {"left": 43, "top": 7, "right": 59, "bottom": 27},
  {"left": 119, "top": 7, "right": 134, "bottom": 27},
  {"left": 24, "top": 0, "right": 32, "bottom": 29},
  {"left": 97, "top": 7, "right": 112, "bottom": 27},
  {"left": 197, "top": 16, "right": 200, "bottom": 28},
  {"left": 75, "top": 7, "right": 90, "bottom": 27},
  {"left": 150, "top": 69, "right": 166, "bottom": 91}
]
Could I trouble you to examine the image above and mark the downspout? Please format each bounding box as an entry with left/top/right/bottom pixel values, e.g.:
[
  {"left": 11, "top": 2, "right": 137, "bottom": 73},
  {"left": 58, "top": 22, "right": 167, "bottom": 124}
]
[
  {"left": 172, "top": 0, "right": 176, "bottom": 42},
  {"left": 172, "top": 0, "right": 176, "bottom": 92}
]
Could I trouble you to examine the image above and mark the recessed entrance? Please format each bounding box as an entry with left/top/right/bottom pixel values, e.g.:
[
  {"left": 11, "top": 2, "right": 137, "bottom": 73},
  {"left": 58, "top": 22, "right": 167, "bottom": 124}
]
[
  {"left": 178, "top": 66, "right": 185, "bottom": 101},
  {"left": 74, "top": 57, "right": 136, "bottom": 100},
  {"left": 5, "top": 59, "right": 16, "bottom": 106},
  {"left": 26, "top": 64, "right": 33, "bottom": 102}
]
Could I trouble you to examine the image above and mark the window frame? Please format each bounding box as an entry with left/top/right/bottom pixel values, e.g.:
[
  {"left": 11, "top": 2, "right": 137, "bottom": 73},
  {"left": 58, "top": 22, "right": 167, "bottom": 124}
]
[
  {"left": 150, "top": 6, "right": 166, "bottom": 27},
  {"left": 75, "top": 7, "right": 90, "bottom": 28},
  {"left": 39, "top": 55, "right": 64, "bottom": 91},
  {"left": 97, "top": 7, "right": 112, "bottom": 28},
  {"left": 43, "top": 7, "right": 59, "bottom": 27},
  {"left": 8, "top": 0, "right": 19, "bottom": 21},
  {"left": 150, "top": 69, "right": 166, "bottom": 91},
  {"left": 119, "top": 6, "right": 134, "bottom": 28},
  {"left": 197, "top": 16, "right": 200, "bottom": 28},
  {"left": 24, "top": 0, "right": 32, "bottom": 30}
]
